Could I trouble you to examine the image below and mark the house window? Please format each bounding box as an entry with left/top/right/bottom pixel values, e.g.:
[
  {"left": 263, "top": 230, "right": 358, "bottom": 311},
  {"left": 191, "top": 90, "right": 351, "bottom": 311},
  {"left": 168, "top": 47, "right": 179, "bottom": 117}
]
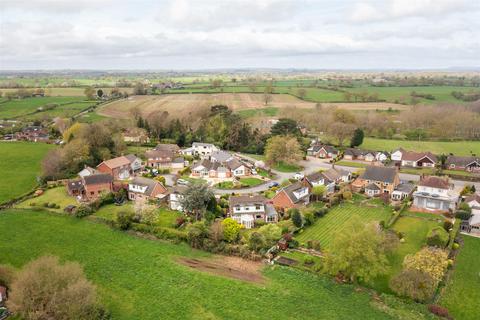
[
  {"left": 256, "top": 215, "right": 262, "bottom": 219},
  {"left": 255, "top": 206, "right": 261, "bottom": 210},
  {"left": 90, "top": 191, "right": 94, "bottom": 195}
]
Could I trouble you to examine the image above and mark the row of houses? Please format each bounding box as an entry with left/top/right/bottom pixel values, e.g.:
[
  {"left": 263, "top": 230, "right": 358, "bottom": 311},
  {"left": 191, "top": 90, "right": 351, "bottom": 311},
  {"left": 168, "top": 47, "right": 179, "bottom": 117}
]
[{"left": 308, "top": 142, "right": 480, "bottom": 173}]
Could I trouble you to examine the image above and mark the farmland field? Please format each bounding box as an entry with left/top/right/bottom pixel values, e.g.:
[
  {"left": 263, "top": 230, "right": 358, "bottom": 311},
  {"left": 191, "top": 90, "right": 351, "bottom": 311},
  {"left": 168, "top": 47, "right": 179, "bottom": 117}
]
[
  {"left": 97, "top": 94, "right": 407, "bottom": 120},
  {"left": 0, "top": 142, "right": 55, "bottom": 204},
  {"left": 296, "top": 200, "right": 394, "bottom": 248},
  {"left": 439, "top": 235, "right": 480, "bottom": 320},
  {"left": 0, "top": 87, "right": 134, "bottom": 97},
  {"left": 0, "top": 209, "right": 419, "bottom": 320},
  {"left": 0, "top": 96, "right": 85, "bottom": 119},
  {"left": 360, "top": 138, "right": 480, "bottom": 156}
]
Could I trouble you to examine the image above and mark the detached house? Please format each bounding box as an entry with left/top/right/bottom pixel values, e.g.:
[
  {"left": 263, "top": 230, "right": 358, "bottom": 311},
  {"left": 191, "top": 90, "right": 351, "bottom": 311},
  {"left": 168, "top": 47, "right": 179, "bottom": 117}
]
[
  {"left": 188, "top": 142, "right": 219, "bottom": 158},
  {"left": 391, "top": 148, "right": 406, "bottom": 162},
  {"left": 446, "top": 156, "right": 480, "bottom": 173},
  {"left": 272, "top": 181, "right": 310, "bottom": 210},
  {"left": 343, "top": 148, "right": 378, "bottom": 162},
  {"left": 229, "top": 195, "right": 278, "bottom": 229},
  {"left": 352, "top": 165, "right": 399, "bottom": 196},
  {"left": 97, "top": 156, "right": 133, "bottom": 180},
  {"left": 412, "top": 176, "right": 459, "bottom": 213},
  {"left": 124, "top": 154, "right": 142, "bottom": 172},
  {"left": 128, "top": 177, "right": 167, "bottom": 202},
  {"left": 146, "top": 149, "right": 174, "bottom": 168},
  {"left": 191, "top": 158, "right": 250, "bottom": 178},
  {"left": 307, "top": 144, "right": 338, "bottom": 159},
  {"left": 401, "top": 151, "right": 437, "bottom": 168},
  {"left": 67, "top": 173, "right": 113, "bottom": 201},
  {"left": 169, "top": 185, "right": 188, "bottom": 211},
  {"left": 303, "top": 171, "right": 336, "bottom": 194}
]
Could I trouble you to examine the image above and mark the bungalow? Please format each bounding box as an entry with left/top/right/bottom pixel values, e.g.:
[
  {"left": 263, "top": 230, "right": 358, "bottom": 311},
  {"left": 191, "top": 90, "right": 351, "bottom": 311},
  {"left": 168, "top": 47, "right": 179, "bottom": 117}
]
[
  {"left": 401, "top": 151, "right": 437, "bottom": 168},
  {"left": 375, "top": 151, "right": 389, "bottom": 162},
  {"left": 210, "top": 150, "right": 233, "bottom": 163},
  {"left": 78, "top": 166, "right": 98, "bottom": 178},
  {"left": 308, "top": 144, "right": 339, "bottom": 159},
  {"left": 322, "top": 167, "right": 351, "bottom": 183},
  {"left": 191, "top": 158, "right": 250, "bottom": 178},
  {"left": 412, "top": 176, "right": 459, "bottom": 213},
  {"left": 128, "top": 177, "right": 167, "bottom": 202},
  {"left": 391, "top": 148, "right": 406, "bottom": 162},
  {"left": 272, "top": 181, "right": 310, "bottom": 210},
  {"left": 352, "top": 165, "right": 399, "bottom": 196},
  {"left": 391, "top": 182, "right": 416, "bottom": 201},
  {"left": 146, "top": 149, "right": 174, "bottom": 168},
  {"left": 303, "top": 171, "right": 335, "bottom": 194},
  {"left": 169, "top": 185, "right": 188, "bottom": 211},
  {"left": 462, "top": 194, "right": 480, "bottom": 235},
  {"left": 343, "top": 148, "right": 365, "bottom": 160},
  {"left": 446, "top": 155, "right": 480, "bottom": 172},
  {"left": 229, "top": 195, "right": 278, "bottom": 229},
  {"left": 97, "top": 156, "right": 133, "bottom": 180},
  {"left": 67, "top": 173, "right": 113, "bottom": 201}
]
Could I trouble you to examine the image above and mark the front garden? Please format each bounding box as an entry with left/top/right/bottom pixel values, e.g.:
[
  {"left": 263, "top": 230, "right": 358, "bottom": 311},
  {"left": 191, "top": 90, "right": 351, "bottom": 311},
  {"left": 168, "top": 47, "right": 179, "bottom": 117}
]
[{"left": 215, "top": 177, "right": 265, "bottom": 189}]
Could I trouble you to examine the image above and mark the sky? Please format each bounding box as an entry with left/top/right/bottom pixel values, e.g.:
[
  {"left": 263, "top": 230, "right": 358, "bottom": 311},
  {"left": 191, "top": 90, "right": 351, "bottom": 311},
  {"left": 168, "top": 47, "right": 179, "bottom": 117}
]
[{"left": 0, "top": 0, "right": 479, "bottom": 70}]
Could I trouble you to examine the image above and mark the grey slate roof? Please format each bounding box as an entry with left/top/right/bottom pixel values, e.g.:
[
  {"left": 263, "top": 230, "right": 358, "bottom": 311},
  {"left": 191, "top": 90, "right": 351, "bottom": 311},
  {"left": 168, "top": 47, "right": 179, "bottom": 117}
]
[
  {"left": 361, "top": 166, "right": 397, "bottom": 183},
  {"left": 394, "top": 182, "right": 415, "bottom": 194},
  {"left": 124, "top": 154, "right": 139, "bottom": 163},
  {"left": 83, "top": 173, "right": 113, "bottom": 185},
  {"left": 446, "top": 155, "right": 480, "bottom": 167},
  {"left": 366, "top": 183, "right": 380, "bottom": 191},
  {"left": 210, "top": 150, "right": 233, "bottom": 163},
  {"left": 282, "top": 181, "right": 310, "bottom": 203},
  {"left": 129, "top": 177, "right": 161, "bottom": 196},
  {"left": 229, "top": 195, "right": 268, "bottom": 207}
]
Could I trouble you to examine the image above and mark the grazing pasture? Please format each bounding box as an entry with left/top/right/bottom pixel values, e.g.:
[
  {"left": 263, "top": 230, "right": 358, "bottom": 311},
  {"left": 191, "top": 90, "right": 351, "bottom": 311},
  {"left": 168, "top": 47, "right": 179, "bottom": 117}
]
[
  {"left": 0, "top": 96, "right": 83, "bottom": 119},
  {"left": 0, "top": 87, "right": 134, "bottom": 97},
  {"left": 0, "top": 210, "right": 409, "bottom": 320},
  {"left": 360, "top": 138, "right": 480, "bottom": 156},
  {"left": 296, "top": 200, "right": 394, "bottom": 248},
  {"left": 0, "top": 142, "right": 55, "bottom": 204},
  {"left": 439, "top": 235, "right": 480, "bottom": 320}
]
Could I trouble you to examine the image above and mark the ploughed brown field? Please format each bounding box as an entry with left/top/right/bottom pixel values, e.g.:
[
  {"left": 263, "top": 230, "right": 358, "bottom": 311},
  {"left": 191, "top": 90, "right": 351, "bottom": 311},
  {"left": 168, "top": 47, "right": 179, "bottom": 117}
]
[{"left": 97, "top": 93, "right": 407, "bottom": 119}]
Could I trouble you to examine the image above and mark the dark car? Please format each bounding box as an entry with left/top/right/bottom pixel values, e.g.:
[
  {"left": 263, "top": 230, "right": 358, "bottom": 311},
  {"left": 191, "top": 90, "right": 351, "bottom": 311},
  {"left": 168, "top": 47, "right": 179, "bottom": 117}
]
[{"left": 268, "top": 182, "right": 279, "bottom": 188}]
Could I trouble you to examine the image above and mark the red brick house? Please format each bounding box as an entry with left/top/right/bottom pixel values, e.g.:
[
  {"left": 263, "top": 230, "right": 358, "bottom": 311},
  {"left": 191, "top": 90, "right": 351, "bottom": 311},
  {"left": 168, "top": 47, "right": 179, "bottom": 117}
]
[
  {"left": 67, "top": 173, "right": 113, "bottom": 201},
  {"left": 15, "top": 126, "right": 50, "bottom": 142},
  {"left": 128, "top": 177, "right": 168, "bottom": 202},
  {"left": 272, "top": 181, "right": 310, "bottom": 211},
  {"left": 97, "top": 156, "right": 132, "bottom": 180}
]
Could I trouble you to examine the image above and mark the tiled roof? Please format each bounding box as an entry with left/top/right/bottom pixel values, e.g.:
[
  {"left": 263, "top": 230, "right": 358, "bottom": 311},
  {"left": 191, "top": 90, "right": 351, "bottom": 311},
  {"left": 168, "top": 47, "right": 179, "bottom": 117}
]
[
  {"left": 418, "top": 176, "right": 450, "bottom": 189},
  {"left": 361, "top": 165, "right": 397, "bottom": 183},
  {"left": 282, "top": 181, "right": 310, "bottom": 203},
  {"left": 129, "top": 177, "right": 163, "bottom": 196},
  {"left": 83, "top": 173, "right": 113, "bottom": 185},
  {"left": 100, "top": 156, "right": 131, "bottom": 169},
  {"left": 446, "top": 155, "right": 480, "bottom": 167},
  {"left": 402, "top": 151, "right": 437, "bottom": 162},
  {"left": 229, "top": 195, "right": 268, "bottom": 207}
]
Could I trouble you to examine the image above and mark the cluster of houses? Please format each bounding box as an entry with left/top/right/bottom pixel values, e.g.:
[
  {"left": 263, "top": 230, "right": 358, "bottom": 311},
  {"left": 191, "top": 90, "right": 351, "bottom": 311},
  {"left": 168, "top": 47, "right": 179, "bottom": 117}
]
[{"left": 2, "top": 125, "right": 51, "bottom": 142}]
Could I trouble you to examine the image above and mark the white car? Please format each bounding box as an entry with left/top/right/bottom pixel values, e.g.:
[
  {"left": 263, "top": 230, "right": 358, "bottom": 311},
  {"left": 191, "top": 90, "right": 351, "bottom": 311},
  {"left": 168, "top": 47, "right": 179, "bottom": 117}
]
[
  {"left": 293, "top": 172, "right": 304, "bottom": 180},
  {"left": 176, "top": 179, "right": 190, "bottom": 185}
]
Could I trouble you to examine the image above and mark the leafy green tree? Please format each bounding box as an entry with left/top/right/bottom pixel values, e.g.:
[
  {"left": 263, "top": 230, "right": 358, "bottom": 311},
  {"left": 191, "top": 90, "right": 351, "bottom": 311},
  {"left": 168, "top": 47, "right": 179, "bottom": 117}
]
[
  {"left": 403, "top": 247, "right": 448, "bottom": 284},
  {"left": 186, "top": 221, "right": 209, "bottom": 248},
  {"left": 312, "top": 185, "right": 326, "bottom": 201},
  {"left": 117, "top": 210, "right": 134, "bottom": 230},
  {"left": 258, "top": 224, "right": 282, "bottom": 246},
  {"left": 426, "top": 226, "right": 449, "bottom": 248},
  {"left": 248, "top": 232, "right": 267, "bottom": 252},
  {"left": 265, "top": 135, "right": 303, "bottom": 167},
  {"left": 290, "top": 208, "right": 303, "bottom": 228},
  {"left": 350, "top": 128, "right": 364, "bottom": 147},
  {"left": 179, "top": 183, "right": 214, "bottom": 221},
  {"left": 390, "top": 269, "right": 436, "bottom": 302},
  {"left": 270, "top": 118, "right": 301, "bottom": 136},
  {"left": 97, "top": 89, "right": 103, "bottom": 98},
  {"left": 325, "top": 217, "right": 390, "bottom": 284},
  {"left": 221, "top": 218, "right": 242, "bottom": 242}
]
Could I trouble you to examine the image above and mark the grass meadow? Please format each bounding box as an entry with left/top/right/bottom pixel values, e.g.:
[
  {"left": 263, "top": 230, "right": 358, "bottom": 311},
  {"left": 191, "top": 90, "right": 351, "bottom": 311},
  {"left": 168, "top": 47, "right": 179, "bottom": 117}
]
[
  {"left": 0, "top": 142, "right": 55, "bottom": 204},
  {"left": 360, "top": 137, "right": 480, "bottom": 156},
  {"left": 0, "top": 96, "right": 83, "bottom": 119},
  {"left": 439, "top": 235, "right": 480, "bottom": 320},
  {"left": 0, "top": 209, "right": 409, "bottom": 320}
]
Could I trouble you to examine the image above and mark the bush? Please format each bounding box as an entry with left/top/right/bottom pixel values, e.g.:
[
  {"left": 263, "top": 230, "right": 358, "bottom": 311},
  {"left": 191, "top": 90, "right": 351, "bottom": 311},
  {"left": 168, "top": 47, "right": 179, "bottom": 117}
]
[
  {"left": 254, "top": 218, "right": 266, "bottom": 228},
  {"left": 306, "top": 240, "right": 321, "bottom": 251},
  {"left": 43, "top": 202, "right": 49, "bottom": 207},
  {"left": 48, "top": 202, "right": 57, "bottom": 208},
  {"left": 427, "top": 305, "right": 451, "bottom": 319},
  {"left": 303, "top": 210, "right": 315, "bottom": 226},
  {"left": 117, "top": 210, "right": 134, "bottom": 230},
  {"left": 289, "top": 208, "right": 303, "bottom": 228},
  {"left": 74, "top": 205, "right": 93, "bottom": 218},
  {"left": 426, "top": 226, "right": 449, "bottom": 248},
  {"left": 455, "top": 210, "right": 472, "bottom": 221},
  {"left": 458, "top": 202, "right": 472, "bottom": 213},
  {"left": 314, "top": 207, "right": 328, "bottom": 218},
  {"left": 390, "top": 269, "right": 436, "bottom": 302},
  {"left": 443, "top": 220, "right": 453, "bottom": 231},
  {"left": 303, "top": 257, "right": 315, "bottom": 266},
  {"left": 342, "top": 191, "right": 352, "bottom": 200},
  {"left": 452, "top": 242, "right": 459, "bottom": 250}
]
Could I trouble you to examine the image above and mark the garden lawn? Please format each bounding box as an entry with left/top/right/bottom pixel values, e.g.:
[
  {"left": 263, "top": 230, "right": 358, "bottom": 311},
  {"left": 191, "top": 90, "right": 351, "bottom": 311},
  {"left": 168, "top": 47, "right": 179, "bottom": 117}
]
[
  {"left": 360, "top": 138, "right": 480, "bottom": 156},
  {"left": 296, "top": 201, "right": 394, "bottom": 248},
  {"left": 0, "top": 142, "right": 55, "bottom": 204},
  {"left": 16, "top": 187, "right": 77, "bottom": 212},
  {"left": 370, "top": 215, "right": 443, "bottom": 293},
  {"left": 239, "top": 177, "right": 264, "bottom": 187},
  {"left": 0, "top": 209, "right": 404, "bottom": 320},
  {"left": 273, "top": 161, "right": 302, "bottom": 173},
  {"left": 335, "top": 160, "right": 368, "bottom": 168},
  {"left": 94, "top": 203, "right": 134, "bottom": 221},
  {"left": 439, "top": 235, "right": 480, "bottom": 320}
]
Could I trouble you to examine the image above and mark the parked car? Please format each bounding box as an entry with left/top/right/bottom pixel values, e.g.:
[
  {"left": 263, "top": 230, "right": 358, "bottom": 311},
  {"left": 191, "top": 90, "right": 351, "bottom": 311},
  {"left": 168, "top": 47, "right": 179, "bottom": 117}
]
[
  {"left": 268, "top": 182, "right": 279, "bottom": 188},
  {"left": 251, "top": 168, "right": 258, "bottom": 175},
  {"left": 177, "top": 178, "right": 190, "bottom": 185},
  {"left": 294, "top": 172, "right": 304, "bottom": 180}
]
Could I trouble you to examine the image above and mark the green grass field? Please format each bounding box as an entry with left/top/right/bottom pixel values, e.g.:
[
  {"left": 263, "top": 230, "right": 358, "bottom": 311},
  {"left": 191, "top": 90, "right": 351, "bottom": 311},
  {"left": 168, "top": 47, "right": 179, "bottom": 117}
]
[
  {"left": 360, "top": 138, "right": 480, "bottom": 156},
  {"left": 239, "top": 177, "right": 264, "bottom": 186},
  {"left": 439, "top": 235, "right": 480, "bottom": 320},
  {"left": 237, "top": 107, "right": 278, "bottom": 118},
  {"left": 0, "top": 209, "right": 410, "bottom": 320},
  {"left": 0, "top": 142, "right": 55, "bottom": 204},
  {"left": 0, "top": 96, "right": 86, "bottom": 119},
  {"left": 296, "top": 201, "right": 394, "bottom": 248}
]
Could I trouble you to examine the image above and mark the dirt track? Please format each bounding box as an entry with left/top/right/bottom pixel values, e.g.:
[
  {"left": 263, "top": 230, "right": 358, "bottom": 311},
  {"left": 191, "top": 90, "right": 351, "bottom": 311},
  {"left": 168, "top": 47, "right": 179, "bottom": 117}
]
[{"left": 177, "top": 256, "right": 266, "bottom": 284}]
